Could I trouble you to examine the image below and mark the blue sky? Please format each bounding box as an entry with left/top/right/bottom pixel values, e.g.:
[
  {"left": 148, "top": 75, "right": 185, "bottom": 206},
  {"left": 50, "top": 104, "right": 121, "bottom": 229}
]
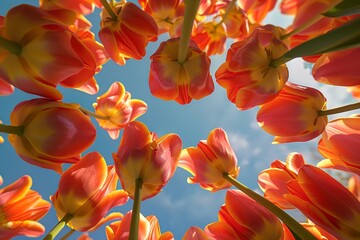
[{"left": 0, "top": 1, "right": 357, "bottom": 239}]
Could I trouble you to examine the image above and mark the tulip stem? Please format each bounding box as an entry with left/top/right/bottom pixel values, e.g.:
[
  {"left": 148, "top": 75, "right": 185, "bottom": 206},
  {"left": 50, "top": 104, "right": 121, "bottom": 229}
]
[
  {"left": 129, "top": 178, "right": 143, "bottom": 240},
  {"left": 178, "top": 0, "right": 200, "bottom": 64},
  {"left": 79, "top": 107, "right": 110, "bottom": 120},
  {"left": 43, "top": 213, "right": 73, "bottom": 240},
  {"left": 0, "top": 123, "right": 24, "bottom": 135},
  {"left": 223, "top": 173, "right": 317, "bottom": 240},
  {"left": 318, "top": 102, "right": 360, "bottom": 116},
  {"left": 218, "top": 0, "right": 237, "bottom": 26},
  {"left": 0, "top": 36, "right": 22, "bottom": 55},
  {"left": 60, "top": 229, "right": 75, "bottom": 240},
  {"left": 99, "top": 0, "right": 118, "bottom": 21}
]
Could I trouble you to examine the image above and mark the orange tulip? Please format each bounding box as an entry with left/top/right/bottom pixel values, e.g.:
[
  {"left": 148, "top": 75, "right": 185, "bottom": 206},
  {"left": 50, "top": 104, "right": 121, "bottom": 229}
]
[
  {"left": 105, "top": 211, "right": 174, "bottom": 240},
  {"left": 257, "top": 82, "right": 328, "bottom": 143},
  {"left": 216, "top": 26, "right": 289, "bottom": 110},
  {"left": 0, "top": 4, "right": 98, "bottom": 100},
  {"left": 0, "top": 175, "right": 51, "bottom": 239},
  {"left": 348, "top": 175, "right": 360, "bottom": 201},
  {"left": 138, "top": 0, "right": 182, "bottom": 35},
  {"left": 99, "top": 2, "right": 158, "bottom": 65},
  {"left": 317, "top": 115, "right": 360, "bottom": 175},
  {"left": 93, "top": 82, "right": 147, "bottom": 139},
  {"left": 284, "top": 165, "right": 360, "bottom": 240},
  {"left": 0, "top": 78, "right": 14, "bottom": 96},
  {"left": 258, "top": 152, "right": 306, "bottom": 209},
  {"left": 213, "top": 189, "right": 283, "bottom": 239},
  {"left": 40, "top": 0, "right": 101, "bottom": 15},
  {"left": 348, "top": 85, "right": 360, "bottom": 100},
  {"left": 238, "top": 0, "right": 277, "bottom": 23},
  {"left": 313, "top": 47, "right": 360, "bottom": 87},
  {"left": 8, "top": 98, "right": 96, "bottom": 173},
  {"left": 149, "top": 37, "right": 214, "bottom": 104},
  {"left": 113, "top": 121, "right": 182, "bottom": 200},
  {"left": 220, "top": 5, "right": 249, "bottom": 39},
  {"left": 51, "top": 152, "right": 129, "bottom": 232},
  {"left": 182, "top": 226, "right": 209, "bottom": 240},
  {"left": 192, "top": 21, "right": 227, "bottom": 56},
  {"left": 179, "top": 128, "right": 239, "bottom": 191}
]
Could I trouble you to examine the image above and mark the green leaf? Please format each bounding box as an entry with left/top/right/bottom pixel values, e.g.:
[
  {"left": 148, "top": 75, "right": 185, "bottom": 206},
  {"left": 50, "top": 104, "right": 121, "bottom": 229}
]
[
  {"left": 271, "top": 17, "right": 360, "bottom": 66},
  {"left": 323, "top": 0, "right": 360, "bottom": 17}
]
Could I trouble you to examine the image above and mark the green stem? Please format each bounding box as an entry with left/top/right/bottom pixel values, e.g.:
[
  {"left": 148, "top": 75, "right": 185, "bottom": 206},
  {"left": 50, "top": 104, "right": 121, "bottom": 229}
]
[
  {"left": 79, "top": 107, "right": 110, "bottom": 120},
  {"left": 217, "top": 0, "right": 237, "bottom": 26},
  {"left": 318, "top": 102, "right": 360, "bottom": 116},
  {"left": 60, "top": 229, "right": 75, "bottom": 240},
  {"left": 272, "top": 17, "right": 360, "bottom": 67},
  {"left": 0, "top": 123, "right": 24, "bottom": 135},
  {"left": 178, "top": 0, "right": 200, "bottom": 64},
  {"left": 0, "top": 36, "right": 22, "bottom": 55},
  {"left": 43, "top": 213, "right": 73, "bottom": 240},
  {"left": 99, "top": 0, "right": 118, "bottom": 21},
  {"left": 129, "top": 178, "right": 143, "bottom": 240},
  {"left": 223, "top": 174, "right": 317, "bottom": 240}
]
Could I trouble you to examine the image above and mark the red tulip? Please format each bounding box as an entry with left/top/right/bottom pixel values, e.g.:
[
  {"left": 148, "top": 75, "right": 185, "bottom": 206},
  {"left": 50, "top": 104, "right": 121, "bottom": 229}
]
[
  {"left": 179, "top": 128, "right": 239, "bottom": 191},
  {"left": 9, "top": 98, "right": 96, "bottom": 173},
  {"left": 99, "top": 2, "right": 158, "bottom": 65},
  {"left": 105, "top": 211, "right": 174, "bottom": 240},
  {"left": 258, "top": 152, "right": 306, "bottom": 209},
  {"left": 285, "top": 165, "right": 360, "bottom": 240},
  {"left": 257, "top": 82, "right": 328, "bottom": 143},
  {"left": 0, "top": 175, "right": 51, "bottom": 239},
  {"left": 238, "top": 0, "right": 277, "bottom": 23},
  {"left": 0, "top": 5, "right": 98, "bottom": 99},
  {"left": 113, "top": 121, "right": 182, "bottom": 200},
  {"left": 93, "top": 82, "right": 147, "bottom": 139},
  {"left": 149, "top": 37, "right": 214, "bottom": 104},
  {"left": 213, "top": 190, "right": 283, "bottom": 239},
  {"left": 51, "top": 152, "right": 129, "bottom": 231},
  {"left": 216, "top": 25, "right": 289, "bottom": 110},
  {"left": 313, "top": 47, "right": 360, "bottom": 87},
  {"left": 317, "top": 115, "right": 360, "bottom": 175}
]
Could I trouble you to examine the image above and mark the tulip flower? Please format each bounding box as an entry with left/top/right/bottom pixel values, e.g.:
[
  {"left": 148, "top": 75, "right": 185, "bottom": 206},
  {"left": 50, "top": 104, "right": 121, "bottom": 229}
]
[
  {"left": 220, "top": 5, "right": 249, "bottom": 39},
  {"left": 182, "top": 226, "right": 209, "bottom": 240},
  {"left": 0, "top": 175, "right": 51, "bottom": 239},
  {"left": 313, "top": 47, "right": 360, "bottom": 87},
  {"left": 105, "top": 211, "right": 173, "bottom": 240},
  {"left": 238, "top": 0, "right": 277, "bottom": 23},
  {"left": 138, "top": 0, "right": 182, "bottom": 35},
  {"left": 149, "top": 37, "right": 214, "bottom": 104},
  {"left": 317, "top": 115, "right": 360, "bottom": 175},
  {"left": 39, "top": 0, "right": 101, "bottom": 15},
  {"left": 192, "top": 21, "right": 227, "bottom": 56},
  {"left": 348, "top": 175, "right": 360, "bottom": 201},
  {"left": 257, "top": 82, "right": 328, "bottom": 143},
  {"left": 210, "top": 189, "right": 284, "bottom": 239},
  {"left": 179, "top": 128, "right": 239, "bottom": 191},
  {"left": 113, "top": 121, "right": 182, "bottom": 200},
  {"left": 50, "top": 152, "right": 129, "bottom": 232},
  {"left": 0, "top": 4, "right": 99, "bottom": 100},
  {"left": 284, "top": 165, "right": 360, "bottom": 240},
  {"left": 8, "top": 98, "right": 96, "bottom": 173},
  {"left": 0, "top": 78, "right": 14, "bottom": 96},
  {"left": 258, "top": 152, "right": 306, "bottom": 209},
  {"left": 99, "top": 2, "right": 158, "bottom": 65},
  {"left": 216, "top": 26, "right": 289, "bottom": 110},
  {"left": 93, "top": 82, "right": 147, "bottom": 139},
  {"left": 348, "top": 85, "right": 360, "bottom": 99}
]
